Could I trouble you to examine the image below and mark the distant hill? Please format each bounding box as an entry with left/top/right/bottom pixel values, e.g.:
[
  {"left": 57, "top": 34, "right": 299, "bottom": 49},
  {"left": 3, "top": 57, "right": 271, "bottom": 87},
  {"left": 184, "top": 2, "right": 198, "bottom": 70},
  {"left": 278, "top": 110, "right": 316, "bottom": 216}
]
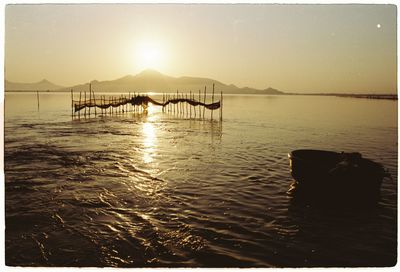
[
  {"left": 5, "top": 79, "right": 64, "bottom": 91},
  {"left": 63, "top": 69, "right": 283, "bottom": 95}
]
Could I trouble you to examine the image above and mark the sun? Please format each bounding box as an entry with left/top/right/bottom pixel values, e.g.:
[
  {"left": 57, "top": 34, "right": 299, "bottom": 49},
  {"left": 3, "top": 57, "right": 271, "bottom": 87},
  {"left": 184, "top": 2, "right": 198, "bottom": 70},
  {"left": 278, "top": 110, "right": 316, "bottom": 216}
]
[{"left": 135, "top": 41, "right": 165, "bottom": 71}]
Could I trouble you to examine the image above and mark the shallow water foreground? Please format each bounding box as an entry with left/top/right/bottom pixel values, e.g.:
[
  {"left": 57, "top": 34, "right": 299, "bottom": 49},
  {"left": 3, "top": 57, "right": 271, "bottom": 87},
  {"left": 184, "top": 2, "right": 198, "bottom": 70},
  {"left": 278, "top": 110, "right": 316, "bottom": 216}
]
[{"left": 4, "top": 93, "right": 397, "bottom": 267}]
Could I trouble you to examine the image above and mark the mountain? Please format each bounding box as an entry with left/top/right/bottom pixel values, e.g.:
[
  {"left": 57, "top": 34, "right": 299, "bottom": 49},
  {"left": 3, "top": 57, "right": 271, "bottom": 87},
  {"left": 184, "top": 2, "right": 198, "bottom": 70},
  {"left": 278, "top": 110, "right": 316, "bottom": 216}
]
[
  {"left": 5, "top": 79, "right": 64, "bottom": 91},
  {"left": 64, "top": 69, "right": 283, "bottom": 95}
]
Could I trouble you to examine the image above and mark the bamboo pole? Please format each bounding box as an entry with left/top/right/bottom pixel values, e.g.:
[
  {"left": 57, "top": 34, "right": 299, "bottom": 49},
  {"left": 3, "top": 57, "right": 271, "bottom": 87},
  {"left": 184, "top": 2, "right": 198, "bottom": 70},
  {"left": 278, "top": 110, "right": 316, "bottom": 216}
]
[
  {"left": 36, "top": 91, "right": 39, "bottom": 111},
  {"left": 89, "top": 85, "right": 92, "bottom": 117},
  {"left": 177, "top": 93, "right": 179, "bottom": 115},
  {"left": 211, "top": 83, "right": 215, "bottom": 120},
  {"left": 189, "top": 91, "right": 192, "bottom": 118},
  {"left": 128, "top": 92, "right": 131, "bottom": 112},
  {"left": 220, "top": 91, "right": 223, "bottom": 121},
  {"left": 181, "top": 93, "right": 184, "bottom": 115},
  {"left": 180, "top": 93, "right": 182, "bottom": 115},
  {"left": 84, "top": 91, "right": 87, "bottom": 117},
  {"left": 79, "top": 91, "right": 82, "bottom": 119},
  {"left": 193, "top": 93, "right": 196, "bottom": 119},
  {"left": 93, "top": 90, "right": 97, "bottom": 117},
  {"left": 100, "top": 95, "right": 103, "bottom": 115},
  {"left": 71, "top": 89, "right": 73, "bottom": 118},
  {"left": 198, "top": 90, "right": 201, "bottom": 118},
  {"left": 162, "top": 93, "right": 164, "bottom": 113},
  {"left": 203, "top": 86, "right": 206, "bottom": 119},
  {"left": 185, "top": 93, "right": 188, "bottom": 117}
]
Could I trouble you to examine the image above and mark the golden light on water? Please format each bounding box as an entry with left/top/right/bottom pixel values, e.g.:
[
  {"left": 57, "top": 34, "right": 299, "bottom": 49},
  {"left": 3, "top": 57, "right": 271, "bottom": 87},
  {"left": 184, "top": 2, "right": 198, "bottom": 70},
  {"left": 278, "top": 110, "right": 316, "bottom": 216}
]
[
  {"left": 147, "top": 103, "right": 157, "bottom": 115},
  {"left": 142, "top": 119, "right": 157, "bottom": 164}
]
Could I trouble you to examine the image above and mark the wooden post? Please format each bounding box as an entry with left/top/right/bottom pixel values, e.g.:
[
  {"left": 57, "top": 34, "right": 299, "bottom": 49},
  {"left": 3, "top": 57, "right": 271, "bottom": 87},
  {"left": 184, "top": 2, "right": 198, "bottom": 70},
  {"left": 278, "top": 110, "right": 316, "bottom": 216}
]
[
  {"left": 220, "top": 91, "right": 223, "bottom": 121},
  {"left": 79, "top": 91, "right": 82, "bottom": 119},
  {"left": 211, "top": 83, "right": 215, "bottom": 120},
  {"left": 194, "top": 92, "right": 196, "bottom": 118},
  {"left": 89, "top": 85, "right": 92, "bottom": 117},
  {"left": 71, "top": 89, "right": 73, "bottom": 118},
  {"left": 181, "top": 93, "right": 184, "bottom": 115},
  {"left": 181, "top": 93, "right": 183, "bottom": 115},
  {"left": 179, "top": 93, "right": 182, "bottom": 115},
  {"left": 128, "top": 92, "right": 131, "bottom": 112},
  {"left": 183, "top": 93, "right": 185, "bottom": 116},
  {"left": 162, "top": 93, "right": 164, "bottom": 113},
  {"left": 185, "top": 93, "right": 188, "bottom": 117},
  {"left": 176, "top": 90, "right": 179, "bottom": 115},
  {"left": 189, "top": 91, "right": 192, "bottom": 118},
  {"left": 203, "top": 86, "right": 206, "bottom": 119},
  {"left": 36, "top": 91, "right": 39, "bottom": 111},
  {"left": 84, "top": 91, "right": 87, "bottom": 117},
  {"left": 93, "top": 90, "right": 97, "bottom": 117},
  {"left": 198, "top": 90, "right": 201, "bottom": 118},
  {"left": 100, "top": 95, "right": 104, "bottom": 116}
]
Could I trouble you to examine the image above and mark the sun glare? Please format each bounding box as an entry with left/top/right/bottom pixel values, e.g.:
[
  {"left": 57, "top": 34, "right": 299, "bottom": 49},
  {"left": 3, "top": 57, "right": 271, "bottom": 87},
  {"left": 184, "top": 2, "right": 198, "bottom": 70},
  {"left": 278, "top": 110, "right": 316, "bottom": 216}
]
[{"left": 135, "top": 41, "right": 165, "bottom": 71}]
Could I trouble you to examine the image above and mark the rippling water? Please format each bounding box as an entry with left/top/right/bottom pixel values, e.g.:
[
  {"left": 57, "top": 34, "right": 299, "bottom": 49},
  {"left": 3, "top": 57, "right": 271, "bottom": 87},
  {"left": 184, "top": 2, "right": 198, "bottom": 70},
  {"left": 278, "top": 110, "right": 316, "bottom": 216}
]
[{"left": 4, "top": 92, "right": 397, "bottom": 267}]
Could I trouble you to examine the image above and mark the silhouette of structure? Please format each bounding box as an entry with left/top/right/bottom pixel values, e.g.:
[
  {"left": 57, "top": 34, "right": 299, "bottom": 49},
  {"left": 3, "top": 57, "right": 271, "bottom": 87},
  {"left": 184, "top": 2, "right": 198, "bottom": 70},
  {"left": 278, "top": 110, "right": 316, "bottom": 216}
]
[{"left": 71, "top": 83, "right": 222, "bottom": 120}]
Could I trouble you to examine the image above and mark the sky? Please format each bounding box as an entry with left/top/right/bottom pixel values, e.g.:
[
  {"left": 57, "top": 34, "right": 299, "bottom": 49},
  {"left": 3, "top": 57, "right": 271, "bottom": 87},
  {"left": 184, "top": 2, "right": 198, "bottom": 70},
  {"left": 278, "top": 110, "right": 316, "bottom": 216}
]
[{"left": 4, "top": 3, "right": 397, "bottom": 93}]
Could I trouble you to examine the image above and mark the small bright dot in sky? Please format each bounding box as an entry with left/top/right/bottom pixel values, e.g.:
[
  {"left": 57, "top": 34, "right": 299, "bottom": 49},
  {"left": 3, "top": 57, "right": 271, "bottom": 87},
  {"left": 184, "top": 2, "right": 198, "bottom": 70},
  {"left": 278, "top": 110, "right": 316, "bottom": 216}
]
[{"left": 377, "top": 24, "right": 381, "bottom": 28}]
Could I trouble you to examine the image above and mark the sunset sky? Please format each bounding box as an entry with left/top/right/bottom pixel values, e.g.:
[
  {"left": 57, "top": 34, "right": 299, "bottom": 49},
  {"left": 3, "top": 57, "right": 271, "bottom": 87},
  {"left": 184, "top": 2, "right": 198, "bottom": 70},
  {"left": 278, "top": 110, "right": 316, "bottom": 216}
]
[{"left": 5, "top": 4, "right": 397, "bottom": 93}]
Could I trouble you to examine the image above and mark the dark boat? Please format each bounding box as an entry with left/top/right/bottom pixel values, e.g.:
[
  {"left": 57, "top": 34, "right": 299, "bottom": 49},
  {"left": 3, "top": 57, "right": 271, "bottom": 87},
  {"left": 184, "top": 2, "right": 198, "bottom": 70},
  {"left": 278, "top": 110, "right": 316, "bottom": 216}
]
[{"left": 288, "top": 149, "right": 386, "bottom": 204}]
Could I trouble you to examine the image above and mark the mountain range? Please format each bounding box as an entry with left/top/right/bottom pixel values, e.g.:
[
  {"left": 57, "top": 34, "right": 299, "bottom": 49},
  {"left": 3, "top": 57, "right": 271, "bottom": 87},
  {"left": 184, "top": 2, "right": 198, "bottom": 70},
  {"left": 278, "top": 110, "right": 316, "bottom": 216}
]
[
  {"left": 5, "top": 69, "right": 283, "bottom": 95},
  {"left": 5, "top": 79, "right": 64, "bottom": 91}
]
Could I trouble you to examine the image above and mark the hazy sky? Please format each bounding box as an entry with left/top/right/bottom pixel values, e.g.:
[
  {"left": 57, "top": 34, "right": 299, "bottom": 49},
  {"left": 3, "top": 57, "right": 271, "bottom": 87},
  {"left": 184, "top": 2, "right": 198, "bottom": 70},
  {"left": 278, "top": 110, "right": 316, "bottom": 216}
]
[{"left": 5, "top": 4, "right": 397, "bottom": 93}]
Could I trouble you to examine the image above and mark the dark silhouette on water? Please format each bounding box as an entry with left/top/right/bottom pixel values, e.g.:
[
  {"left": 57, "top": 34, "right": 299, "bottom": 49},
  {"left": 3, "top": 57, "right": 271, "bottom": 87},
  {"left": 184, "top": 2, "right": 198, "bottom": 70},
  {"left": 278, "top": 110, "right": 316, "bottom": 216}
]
[
  {"left": 288, "top": 149, "right": 388, "bottom": 208},
  {"left": 72, "top": 84, "right": 223, "bottom": 120},
  {"left": 74, "top": 95, "right": 221, "bottom": 112}
]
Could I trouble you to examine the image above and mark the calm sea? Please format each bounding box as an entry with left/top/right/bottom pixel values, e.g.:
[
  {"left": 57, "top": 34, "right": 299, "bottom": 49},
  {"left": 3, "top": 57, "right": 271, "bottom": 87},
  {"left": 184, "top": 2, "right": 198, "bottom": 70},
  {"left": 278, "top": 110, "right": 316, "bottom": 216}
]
[{"left": 4, "top": 92, "right": 397, "bottom": 267}]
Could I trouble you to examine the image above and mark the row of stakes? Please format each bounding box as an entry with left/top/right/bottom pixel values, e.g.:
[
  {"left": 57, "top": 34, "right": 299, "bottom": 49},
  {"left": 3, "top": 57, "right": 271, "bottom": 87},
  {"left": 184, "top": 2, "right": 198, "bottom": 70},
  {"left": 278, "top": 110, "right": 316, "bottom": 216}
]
[{"left": 71, "top": 84, "right": 223, "bottom": 121}]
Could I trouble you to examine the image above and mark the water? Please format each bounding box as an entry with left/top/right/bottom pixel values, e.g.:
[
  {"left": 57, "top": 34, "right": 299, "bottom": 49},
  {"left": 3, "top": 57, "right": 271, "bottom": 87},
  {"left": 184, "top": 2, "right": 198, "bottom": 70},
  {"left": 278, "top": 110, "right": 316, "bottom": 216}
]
[{"left": 4, "top": 92, "right": 397, "bottom": 267}]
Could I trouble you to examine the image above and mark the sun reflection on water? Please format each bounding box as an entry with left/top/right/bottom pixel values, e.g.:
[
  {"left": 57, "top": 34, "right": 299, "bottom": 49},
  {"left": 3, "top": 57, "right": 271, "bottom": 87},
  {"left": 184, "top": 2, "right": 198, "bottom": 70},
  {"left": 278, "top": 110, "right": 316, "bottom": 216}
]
[{"left": 142, "top": 117, "right": 157, "bottom": 164}]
